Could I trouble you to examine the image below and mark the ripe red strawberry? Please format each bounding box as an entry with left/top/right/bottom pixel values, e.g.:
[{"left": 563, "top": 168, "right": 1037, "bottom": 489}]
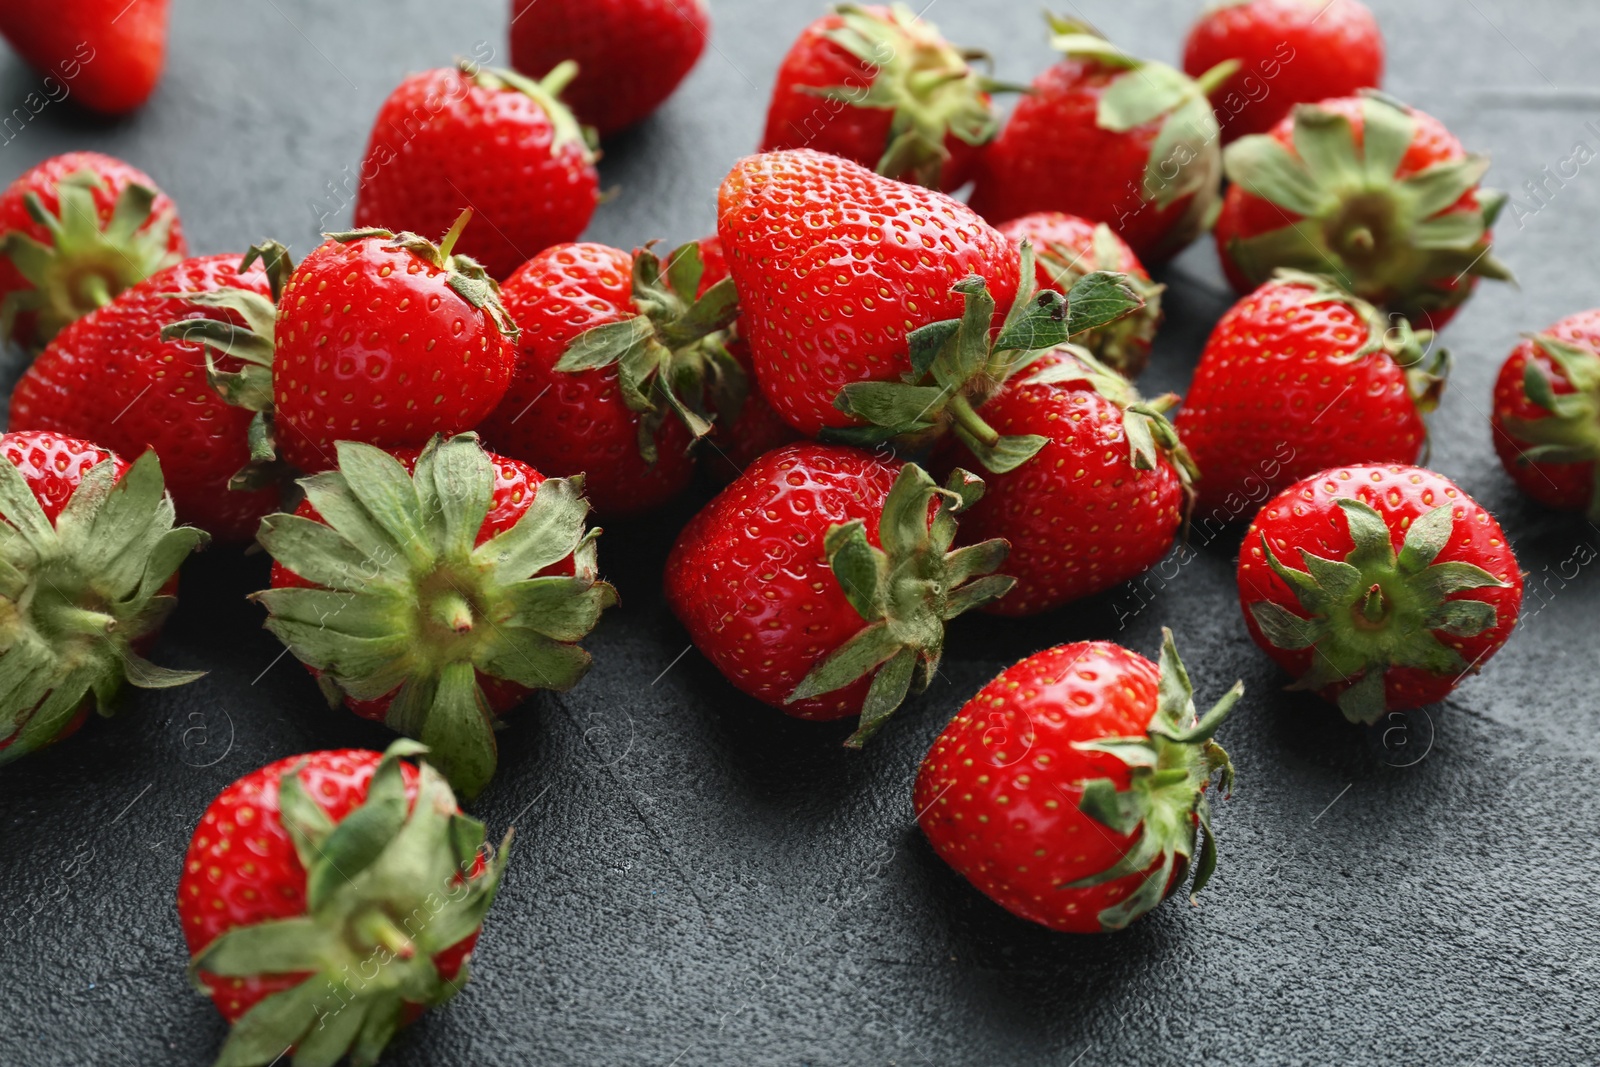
[
  {"left": 1492, "top": 313, "right": 1600, "bottom": 520},
  {"left": 0, "top": 151, "right": 184, "bottom": 349},
  {"left": 0, "top": 431, "right": 205, "bottom": 762},
  {"left": 510, "top": 0, "right": 708, "bottom": 137},
  {"left": 354, "top": 63, "right": 600, "bottom": 281},
  {"left": 968, "top": 18, "right": 1236, "bottom": 263},
  {"left": 1238, "top": 464, "right": 1523, "bottom": 722},
  {"left": 1175, "top": 271, "right": 1447, "bottom": 513},
  {"left": 178, "top": 741, "right": 509, "bottom": 1066},
  {"left": 1183, "top": 0, "right": 1384, "bottom": 142},
  {"left": 996, "top": 212, "right": 1164, "bottom": 376},
  {"left": 1216, "top": 93, "right": 1510, "bottom": 330},
  {"left": 939, "top": 347, "right": 1195, "bottom": 617},
  {"left": 0, "top": 0, "right": 168, "bottom": 114},
  {"left": 10, "top": 254, "right": 279, "bottom": 541},
  {"left": 256, "top": 434, "right": 615, "bottom": 797},
  {"left": 665, "top": 443, "right": 1013, "bottom": 745},
  {"left": 916, "top": 630, "right": 1240, "bottom": 933},
  {"left": 760, "top": 3, "right": 1005, "bottom": 190}
]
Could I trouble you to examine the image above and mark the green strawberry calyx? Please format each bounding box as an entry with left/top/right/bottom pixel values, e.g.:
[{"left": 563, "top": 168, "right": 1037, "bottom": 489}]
[
  {"left": 553, "top": 241, "right": 744, "bottom": 463},
  {"left": 826, "top": 241, "right": 1146, "bottom": 474},
  {"left": 0, "top": 450, "right": 207, "bottom": 763},
  {"left": 1501, "top": 333, "right": 1600, "bottom": 521},
  {"left": 0, "top": 167, "right": 182, "bottom": 349},
  {"left": 1035, "top": 223, "right": 1166, "bottom": 376},
  {"left": 1223, "top": 91, "right": 1514, "bottom": 323},
  {"left": 1067, "top": 628, "right": 1240, "bottom": 932},
  {"left": 787, "top": 463, "right": 1014, "bottom": 748},
  {"left": 189, "top": 739, "right": 512, "bottom": 1067},
  {"left": 1248, "top": 498, "right": 1509, "bottom": 724},
  {"left": 252, "top": 434, "right": 616, "bottom": 799},
  {"left": 469, "top": 61, "right": 599, "bottom": 165}
]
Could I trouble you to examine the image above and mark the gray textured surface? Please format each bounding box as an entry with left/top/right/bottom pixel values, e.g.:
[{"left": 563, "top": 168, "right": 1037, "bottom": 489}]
[{"left": 2, "top": 1, "right": 1599, "bottom": 1065}]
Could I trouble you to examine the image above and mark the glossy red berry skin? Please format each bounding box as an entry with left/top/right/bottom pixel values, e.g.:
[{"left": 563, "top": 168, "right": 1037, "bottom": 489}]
[
  {"left": 0, "top": 0, "right": 169, "bottom": 115},
  {"left": 998, "top": 213, "right": 1149, "bottom": 296},
  {"left": 1491, "top": 310, "right": 1600, "bottom": 513}
]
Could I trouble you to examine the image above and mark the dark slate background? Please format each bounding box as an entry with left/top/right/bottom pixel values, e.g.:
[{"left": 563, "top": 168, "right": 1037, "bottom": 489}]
[{"left": 2, "top": 0, "right": 1598, "bottom": 1064}]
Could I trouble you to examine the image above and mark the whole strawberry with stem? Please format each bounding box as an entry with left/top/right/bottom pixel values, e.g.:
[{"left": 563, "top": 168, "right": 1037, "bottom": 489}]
[
  {"left": 1217, "top": 92, "right": 1511, "bottom": 330},
  {"left": 510, "top": 0, "right": 707, "bottom": 137},
  {"left": 0, "top": 431, "right": 206, "bottom": 762},
  {"left": 1492, "top": 313, "right": 1600, "bottom": 522},
  {"left": 1176, "top": 270, "right": 1447, "bottom": 513},
  {"left": 257, "top": 433, "right": 615, "bottom": 798},
  {"left": 761, "top": 3, "right": 1009, "bottom": 191},
  {"left": 0, "top": 151, "right": 184, "bottom": 350},
  {"left": 355, "top": 62, "right": 600, "bottom": 281},
  {"left": 10, "top": 254, "right": 279, "bottom": 541},
  {"left": 666, "top": 443, "right": 1013, "bottom": 746},
  {"left": 1239, "top": 464, "right": 1522, "bottom": 723},
  {"left": 1183, "top": 0, "right": 1384, "bottom": 142},
  {"left": 179, "top": 740, "right": 509, "bottom": 1067},
  {"left": 916, "top": 629, "right": 1240, "bottom": 933},
  {"left": 968, "top": 17, "right": 1237, "bottom": 263},
  {"left": 0, "top": 0, "right": 168, "bottom": 114}
]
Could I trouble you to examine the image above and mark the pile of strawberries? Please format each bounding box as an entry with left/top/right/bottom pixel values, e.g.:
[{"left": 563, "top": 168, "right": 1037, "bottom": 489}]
[{"left": 0, "top": 0, "right": 1589, "bottom": 1063}]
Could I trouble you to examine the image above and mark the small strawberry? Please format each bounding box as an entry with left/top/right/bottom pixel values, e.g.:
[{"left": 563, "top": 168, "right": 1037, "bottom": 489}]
[
  {"left": 1216, "top": 92, "right": 1511, "bottom": 329},
  {"left": 10, "top": 254, "right": 279, "bottom": 541},
  {"left": 510, "top": 0, "right": 708, "bottom": 137},
  {"left": 256, "top": 434, "right": 615, "bottom": 797},
  {"left": 915, "top": 629, "right": 1240, "bottom": 933},
  {"left": 968, "top": 17, "right": 1236, "bottom": 263},
  {"left": 939, "top": 347, "right": 1195, "bottom": 617},
  {"left": 1183, "top": 0, "right": 1385, "bottom": 142},
  {"left": 354, "top": 62, "right": 600, "bottom": 281},
  {"left": 1175, "top": 270, "right": 1447, "bottom": 512},
  {"left": 0, "top": 151, "right": 184, "bottom": 349},
  {"left": 996, "top": 212, "right": 1164, "bottom": 376},
  {"left": 1492, "top": 314, "right": 1600, "bottom": 521},
  {"left": 760, "top": 3, "right": 1007, "bottom": 190},
  {"left": 0, "top": 0, "right": 168, "bottom": 114},
  {"left": 1239, "top": 464, "right": 1523, "bottom": 723},
  {"left": 179, "top": 740, "right": 509, "bottom": 1067},
  {"left": 665, "top": 443, "right": 1013, "bottom": 745},
  {"left": 0, "top": 431, "right": 205, "bottom": 762}
]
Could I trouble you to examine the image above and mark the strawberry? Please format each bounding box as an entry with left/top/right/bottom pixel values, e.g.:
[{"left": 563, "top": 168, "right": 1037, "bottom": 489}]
[
  {"left": 760, "top": 3, "right": 1006, "bottom": 190},
  {"left": 938, "top": 347, "right": 1195, "bottom": 617},
  {"left": 915, "top": 629, "right": 1240, "bottom": 933},
  {"left": 0, "top": 0, "right": 168, "bottom": 114},
  {"left": 1238, "top": 464, "right": 1523, "bottom": 723},
  {"left": 10, "top": 254, "right": 280, "bottom": 541},
  {"left": 1493, "top": 315, "right": 1600, "bottom": 521},
  {"left": 1216, "top": 92, "right": 1511, "bottom": 330},
  {"left": 665, "top": 443, "right": 1013, "bottom": 745},
  {"left": 0, "top": 431, "right": 205, "bottom": 762},
  {"left": 968, "top": 18, "right": 1236, "bottom": 263},
  {"left": 510, "top": 0, "right": 708, "bottom": 137},
  {"left": 1183, "top": 0, "right": 1385, "bottom": 142},
  {"left": 1175, "top": 270, "right": 1447, "bottom": 512},
  {"left": 178, "top": 740, "right": 509, "bottom": 1067},
  {"left": 0, "top": 151, "right": 184, "bottom": 349},
  {"left": 996, "top": 212, "right": 1164, "bottom": 377},
  {"left": 255, "top": 434, "right": 615, "bottom": 798}
]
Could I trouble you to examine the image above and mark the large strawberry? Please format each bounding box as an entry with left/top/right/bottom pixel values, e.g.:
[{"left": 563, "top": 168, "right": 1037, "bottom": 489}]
[
  {"left": 0, "top": 431, "right": 205, "bottom": 762},
  {"left": 968, "top": 18, "right": 1236, "bottom": 263},
  {"left": 510, "top": 0, "right": 708, "bottom": 137},
  {"left": 665, "top": 443, "right": 1013, "bottom": 745},
  {"left": 916, "top": 629, "right": 1240, "bottom": 933},
  {"left": 0, "top": 151, "right": 184, "bottom": 349},
  {"left": 179, "top": 740, "right": 509, "bottom": 1067},
  {"left": 10, "top": 254, "right": 279, "bottom": 541},
  {"left": 1216, "top": 92, "right": 1510, "bottom": 329},
  {"left": 354, "top": 62, "right": 600, "bottom": 281},
  {"left": 256, "top": 434, "right": 614, "bottom": 798},
  {"left": 1183, "top": 0, "right": 1384, "bottom": 142},
  {"left": 760, "top": 3, "right": 1006, "bottom": 190},
  {"left": 1175, "top": 270, "right": 1447, "bottom": 512},
  {"left": 1239, "top": 464, "right": 1523, "bottom": 723},
  {"left": 1492, "top": 312, "right": 1600, "bottom": 521},
  {"left": 0, "top": 0, "right": 168, "bottom": 114}
]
